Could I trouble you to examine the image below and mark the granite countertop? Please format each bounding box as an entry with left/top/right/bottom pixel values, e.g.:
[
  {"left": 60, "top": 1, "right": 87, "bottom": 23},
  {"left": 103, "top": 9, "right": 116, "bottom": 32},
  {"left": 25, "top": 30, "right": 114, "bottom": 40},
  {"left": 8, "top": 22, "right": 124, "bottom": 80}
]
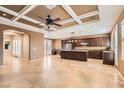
[
  {"left": 103, "top": 51, "right": 114, "bottom": 53},
  {"left": 74, "top": 46, "right": 107, "bottom": 51},
  {"left": 61, "top": 50, "right": 88, "bottom": 52},
  {"left": 61, "top": 47, "right": 107, "bottom": 52}
]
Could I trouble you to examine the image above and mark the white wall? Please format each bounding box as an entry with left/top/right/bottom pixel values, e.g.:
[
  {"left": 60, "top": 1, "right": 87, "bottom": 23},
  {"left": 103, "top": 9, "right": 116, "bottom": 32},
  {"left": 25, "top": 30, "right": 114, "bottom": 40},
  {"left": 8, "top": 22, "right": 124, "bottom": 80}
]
[
  {"left": 111, "top": 25, "right": 118, "bottom": 66},
  {"left": 0, "top": 31, "right": 4, "bottom": 66},
  {"left": 4, "top": 35, "right": 12, "bottom": 57}
]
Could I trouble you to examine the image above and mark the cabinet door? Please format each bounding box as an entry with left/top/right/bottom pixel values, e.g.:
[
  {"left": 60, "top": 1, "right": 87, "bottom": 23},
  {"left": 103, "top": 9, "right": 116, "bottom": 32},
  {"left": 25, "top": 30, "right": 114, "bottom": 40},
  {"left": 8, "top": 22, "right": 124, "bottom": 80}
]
[
  {"left": 88, "top": 51, "right": 102, "bottom": 59},
  {"left": 95, "top": 51, "right": 102, "bottom": 59}
]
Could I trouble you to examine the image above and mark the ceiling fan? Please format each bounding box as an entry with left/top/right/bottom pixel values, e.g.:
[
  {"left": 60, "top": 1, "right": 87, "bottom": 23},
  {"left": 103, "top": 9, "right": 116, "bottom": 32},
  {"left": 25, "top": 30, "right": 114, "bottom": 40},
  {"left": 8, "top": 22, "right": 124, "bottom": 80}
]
[{"left": 38, "top": 15, "right": 62, "bottom": 29}]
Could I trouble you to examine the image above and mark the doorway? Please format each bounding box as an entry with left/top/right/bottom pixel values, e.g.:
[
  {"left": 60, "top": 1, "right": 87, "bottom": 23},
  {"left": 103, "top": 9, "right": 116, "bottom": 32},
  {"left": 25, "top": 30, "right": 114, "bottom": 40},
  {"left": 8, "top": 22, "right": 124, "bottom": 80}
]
[
  {"left": 44, "top": 39, "right": 52, "bottom": 55},
  {"left": 13, "top": 37, "right": 22, "bottom": 57},
  {"left": 4, "top": 30, "right": 30, "bottom": 64}
]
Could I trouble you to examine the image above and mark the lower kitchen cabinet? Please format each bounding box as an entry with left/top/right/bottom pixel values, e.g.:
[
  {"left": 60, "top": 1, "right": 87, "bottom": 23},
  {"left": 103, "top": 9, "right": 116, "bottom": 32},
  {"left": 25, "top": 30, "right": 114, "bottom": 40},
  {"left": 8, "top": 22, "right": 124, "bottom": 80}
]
[
  {"left": 88, "top": 50, "right": 103, "bottom": 59},
  {"left": 103, "top": 51, "right": 114, "bottom": 65}
]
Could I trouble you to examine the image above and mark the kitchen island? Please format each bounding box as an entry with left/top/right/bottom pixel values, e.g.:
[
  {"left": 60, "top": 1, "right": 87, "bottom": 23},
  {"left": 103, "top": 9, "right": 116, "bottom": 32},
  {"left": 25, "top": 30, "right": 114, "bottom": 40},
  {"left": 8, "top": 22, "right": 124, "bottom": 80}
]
[
  {"left": 61, "top": 50, "right": 88, "bottom": 61},
  {"left": 60, "top": 46, "right": 107, "bottom": 61},
  {"left": 74, "top": 46, "right": 107, "bottom": 59}
]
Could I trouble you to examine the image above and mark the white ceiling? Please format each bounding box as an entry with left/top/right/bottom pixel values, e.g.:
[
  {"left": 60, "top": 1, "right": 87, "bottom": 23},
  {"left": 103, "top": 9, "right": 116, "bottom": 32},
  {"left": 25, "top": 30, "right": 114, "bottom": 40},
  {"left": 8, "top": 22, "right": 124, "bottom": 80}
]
[{"left": 47, "top": 5, "right": 124, "bottom": 39}]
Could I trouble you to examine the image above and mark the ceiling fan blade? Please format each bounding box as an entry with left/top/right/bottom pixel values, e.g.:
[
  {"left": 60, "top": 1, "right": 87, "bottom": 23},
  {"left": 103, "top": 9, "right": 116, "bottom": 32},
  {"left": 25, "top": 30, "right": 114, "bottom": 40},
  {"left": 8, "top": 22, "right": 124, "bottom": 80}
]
[
  {"left": 53, "top": 23, "right": 62, "bottom": 27},
  {"left": 53, "top": 18, "right": 61, "bottom": 22}
]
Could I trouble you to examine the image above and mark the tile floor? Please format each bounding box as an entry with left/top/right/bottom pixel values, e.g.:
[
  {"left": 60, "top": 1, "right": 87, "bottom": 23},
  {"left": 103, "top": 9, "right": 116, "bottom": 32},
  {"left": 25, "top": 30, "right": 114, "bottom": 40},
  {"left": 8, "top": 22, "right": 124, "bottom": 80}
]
[{"left": 0, "top": 55, "right": 124, "bottom": 88}]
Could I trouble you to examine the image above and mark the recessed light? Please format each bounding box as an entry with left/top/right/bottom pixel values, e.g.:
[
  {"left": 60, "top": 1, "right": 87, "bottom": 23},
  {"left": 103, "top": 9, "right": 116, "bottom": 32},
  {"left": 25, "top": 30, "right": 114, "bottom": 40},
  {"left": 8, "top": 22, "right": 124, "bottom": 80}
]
[
  {"left": 45, "top": 5, "right": 56, "bottom": 9},
  {"left": 94, "top": 26, "right": 97, "bottom": 29},
  {"left": 2, "top": 13, "right": 7, "bottom": 16}
]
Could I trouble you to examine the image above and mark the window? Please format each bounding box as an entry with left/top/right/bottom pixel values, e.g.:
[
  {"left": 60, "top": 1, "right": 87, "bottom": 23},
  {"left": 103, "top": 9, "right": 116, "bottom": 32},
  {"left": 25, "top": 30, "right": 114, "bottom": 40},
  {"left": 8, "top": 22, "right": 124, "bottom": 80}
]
[
  {"left": 13, "top": 38, "right": 21, "bottom": 57},
  {"left": 44, "top": 39, "right": 52, "bottom": 55},
  {"left": 121, "top": 19, "right": 124, "bottom": 61}
]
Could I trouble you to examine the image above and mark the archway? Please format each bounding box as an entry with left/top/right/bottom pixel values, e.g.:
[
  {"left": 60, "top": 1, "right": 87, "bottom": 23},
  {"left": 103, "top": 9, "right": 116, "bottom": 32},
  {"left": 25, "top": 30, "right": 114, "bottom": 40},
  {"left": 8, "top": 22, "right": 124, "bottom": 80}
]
[{"left": 3, "top": 30, "right": 30, "bottom": 65}]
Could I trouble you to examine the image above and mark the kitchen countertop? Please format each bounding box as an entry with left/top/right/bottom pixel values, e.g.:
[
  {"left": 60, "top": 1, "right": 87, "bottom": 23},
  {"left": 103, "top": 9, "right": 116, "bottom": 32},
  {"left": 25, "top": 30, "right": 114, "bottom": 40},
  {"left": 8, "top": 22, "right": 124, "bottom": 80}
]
[
  {"left": 74, "top": 46, "right": 107, "bottom": 51},
  {"left": 103, "top": 51, "right": 114, "bottom": 53},
  {"left": 61, "top": 47, "right": 107, "bottom": 52},
  {"left": 61, "top": 50, "right": 88, "bottom": 52}
]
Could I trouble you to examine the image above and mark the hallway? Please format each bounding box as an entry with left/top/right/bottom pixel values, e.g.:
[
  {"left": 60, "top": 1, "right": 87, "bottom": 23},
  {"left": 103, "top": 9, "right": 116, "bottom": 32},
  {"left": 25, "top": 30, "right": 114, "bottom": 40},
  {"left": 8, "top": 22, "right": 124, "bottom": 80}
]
[{"left": 0, "top": 55, "right": 124, "bottom": 88}]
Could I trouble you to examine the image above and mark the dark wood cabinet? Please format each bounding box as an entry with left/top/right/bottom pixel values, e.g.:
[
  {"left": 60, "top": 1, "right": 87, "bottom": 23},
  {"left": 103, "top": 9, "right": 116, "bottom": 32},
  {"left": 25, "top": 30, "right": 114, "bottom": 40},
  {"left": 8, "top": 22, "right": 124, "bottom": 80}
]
[
  {"left": 61, "top": 37, "right": 110, "bottom": 47},
  {"left": 88, "top": 51, "right": 103, "bottom": 59},
  {"left": 52, "top": 49, "right": 60, "bottom": 55},
  {"left": 61, "top": 51, "right": 88, "bottom": 61},
  {"left": 61, "top": 36, "right": 110, "bottom": 60},
  {"left": 103, "top": 51, "right": 114, "bottom": 65}
]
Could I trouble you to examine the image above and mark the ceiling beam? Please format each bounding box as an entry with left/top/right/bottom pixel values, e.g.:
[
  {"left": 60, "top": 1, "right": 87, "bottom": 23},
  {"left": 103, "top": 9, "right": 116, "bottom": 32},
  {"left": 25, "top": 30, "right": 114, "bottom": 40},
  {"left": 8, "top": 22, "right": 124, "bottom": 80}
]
[
  {"left": 0, "top": 6, "right": 56, "bottom": 30},
  {"left": 0, "top": 5, "right": 98, "bottom": 31},
  {"left": 0, "top": 6, "right": 18, "bottom": 16},
  {"left": 0, "top": 6, "right": 99, "bottom": 26},
  {"left": 58, "top": 10, "right": 99, "bottom": 24},
  {"left": 0, "top": 6, "right": 44, "bottom": 25},
  {"left": 62, "top": 5, "right": 82, "bottom": 24},
  {"left": 58, "top": 18, "right": 74, "bottom": 24},
  {"left": 58, "top": 19, "right": 100, "bottom": 31},
  {"left": 22, "top": 16, "right": 57, "bottom": 30},
  {"left": 22, "top": 16, "right": 46, "bottom": 26},
  {"left": 0, "top": 5, "right": 97, "bottom": 25},
  {"left": 0, "top": 16, "right": 47, "bottom": 33},
  {"left": 11, "top": 5, "right": 37, "bottom": 22}
]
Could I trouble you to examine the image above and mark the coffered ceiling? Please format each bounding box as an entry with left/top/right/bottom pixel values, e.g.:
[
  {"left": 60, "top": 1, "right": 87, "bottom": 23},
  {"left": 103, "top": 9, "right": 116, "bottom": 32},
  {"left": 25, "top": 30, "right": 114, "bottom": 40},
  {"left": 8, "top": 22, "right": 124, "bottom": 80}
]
[
  {"left": 0, "top": 5, "right": 99, "bottom": 30},
  {"left": 0, "top": 5, "right": 123, "bottom": 39},
  {"left": 48, "top": 5, "right": 124, "bottom": 39},
  {"left": 17, "top": 18, "right": 44, "bottom": 28},
  {"left": 81, "top": 15, "right": 99, "bottom": 23},
  {"left": 26, "top": 5, "right": 71, "bottom": 21},
  {"left": 70, "top": 5, "right": 98, "bottom": 16},
  {"left": 1, "top": 5, "right": 26, "bottom": 12},
  {"left": 0, "top": 11, "right": 14, "bottom": 19}
]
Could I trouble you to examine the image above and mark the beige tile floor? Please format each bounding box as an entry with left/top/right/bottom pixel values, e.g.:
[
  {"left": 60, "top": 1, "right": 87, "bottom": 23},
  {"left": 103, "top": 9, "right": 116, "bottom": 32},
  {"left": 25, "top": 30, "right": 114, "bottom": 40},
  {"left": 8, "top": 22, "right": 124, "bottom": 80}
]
[{"left": 0, "top": 55, "right": 124, "bottom": 88}]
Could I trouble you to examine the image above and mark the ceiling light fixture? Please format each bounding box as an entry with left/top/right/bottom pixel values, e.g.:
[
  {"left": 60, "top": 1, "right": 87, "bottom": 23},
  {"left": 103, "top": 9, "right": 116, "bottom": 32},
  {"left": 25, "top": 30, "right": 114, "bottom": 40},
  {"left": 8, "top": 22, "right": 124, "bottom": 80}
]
[
  {"left": 94, "top": 26, "right": 97, "bottom": 29},
  {"left": 2, "top": 13, "right": 7, "bottom": 16},
  {"left": 68, "top": 32, "right": 75, "bottom": 43},
  {"left": 45, "top": 5, "right": 56, "bottom": 9}
]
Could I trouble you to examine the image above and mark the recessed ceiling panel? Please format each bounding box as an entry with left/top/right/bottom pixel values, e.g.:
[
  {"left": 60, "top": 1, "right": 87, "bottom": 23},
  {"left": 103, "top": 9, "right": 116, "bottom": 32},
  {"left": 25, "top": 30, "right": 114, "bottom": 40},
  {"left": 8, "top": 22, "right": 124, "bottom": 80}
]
[
  {"left": 70, "top": 5, "right": 98, "bottom": 16},
  {"left": 17, "top": 18, "right": 44, "bottom": 28},
  {"left": 81, "top": 15, "right": 99, "bottom": 23},
  {"left": 62, "top": 21, "right": 77, "bottom": 28},
  {"left": 2, "top": 5, "right": 26, "bottom": 12},
  {"left": 0, "top": 11, "right": 14, "bottom": 19},
  {"left": 53, "top": 21, "right": 77, "bottom": 29},
  {"left": 26, "top": 5, "right": 71, "bottom": 21}
]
